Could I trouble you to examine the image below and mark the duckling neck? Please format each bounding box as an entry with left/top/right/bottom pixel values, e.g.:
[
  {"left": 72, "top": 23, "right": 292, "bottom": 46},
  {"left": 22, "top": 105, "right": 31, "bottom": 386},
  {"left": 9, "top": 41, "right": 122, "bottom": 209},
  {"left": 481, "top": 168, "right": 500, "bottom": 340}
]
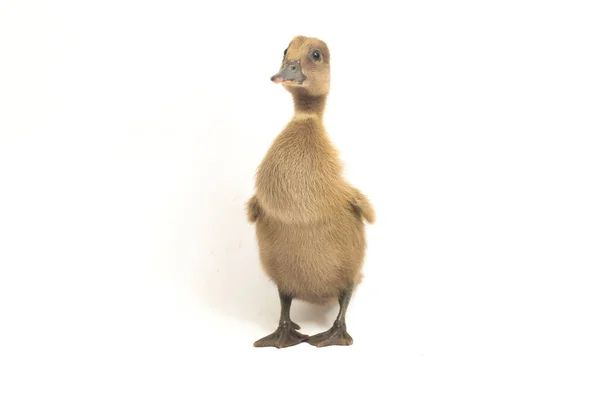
[{"left": 292, "top": 92, "right": 327, "bottom": 118}]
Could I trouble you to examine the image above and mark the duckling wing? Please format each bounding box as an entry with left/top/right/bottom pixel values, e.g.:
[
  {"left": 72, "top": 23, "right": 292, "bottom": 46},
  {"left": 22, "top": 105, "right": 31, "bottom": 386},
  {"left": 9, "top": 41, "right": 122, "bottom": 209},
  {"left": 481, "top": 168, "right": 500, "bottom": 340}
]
[
  {"left": 349, "top": 187, "right": 375, "bottom": 224},
  {"left": 245, "top": 195, "right": 262, "bottom": 223}
]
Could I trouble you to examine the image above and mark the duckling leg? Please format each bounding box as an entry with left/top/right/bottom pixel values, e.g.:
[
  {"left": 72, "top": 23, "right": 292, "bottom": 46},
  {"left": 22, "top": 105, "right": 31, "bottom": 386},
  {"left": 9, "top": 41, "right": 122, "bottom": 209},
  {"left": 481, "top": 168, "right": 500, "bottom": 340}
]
[
  {"left": 253, "top": 289, "right": 308, "bottom": 348},
  {"left": 307, "top": 283, "right": 354, "bottom": 347}
]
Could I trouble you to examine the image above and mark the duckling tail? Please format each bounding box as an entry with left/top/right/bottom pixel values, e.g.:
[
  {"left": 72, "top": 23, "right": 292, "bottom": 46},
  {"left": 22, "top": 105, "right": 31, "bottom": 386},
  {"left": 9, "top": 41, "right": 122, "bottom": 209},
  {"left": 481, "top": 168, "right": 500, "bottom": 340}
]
[{"left": 350, "top": 188, "right": 375, "bottom": 224}]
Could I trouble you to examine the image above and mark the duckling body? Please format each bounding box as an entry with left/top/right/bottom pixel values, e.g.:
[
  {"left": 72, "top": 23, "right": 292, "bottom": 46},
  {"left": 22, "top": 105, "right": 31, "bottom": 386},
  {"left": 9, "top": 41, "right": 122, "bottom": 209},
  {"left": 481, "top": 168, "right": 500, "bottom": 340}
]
[
  {"left": 254, "top": 116, "right": 367, "bottom": 303},
  {"left": 247, "top": 36, "right": 374, "bottom": 348}
]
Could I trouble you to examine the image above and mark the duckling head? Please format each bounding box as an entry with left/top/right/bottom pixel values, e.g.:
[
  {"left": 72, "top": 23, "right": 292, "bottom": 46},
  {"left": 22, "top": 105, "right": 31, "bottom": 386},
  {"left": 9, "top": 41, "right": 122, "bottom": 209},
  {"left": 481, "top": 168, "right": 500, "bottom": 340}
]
[{"left": 271, "top": 36, "right": 330, "bottom": 98}]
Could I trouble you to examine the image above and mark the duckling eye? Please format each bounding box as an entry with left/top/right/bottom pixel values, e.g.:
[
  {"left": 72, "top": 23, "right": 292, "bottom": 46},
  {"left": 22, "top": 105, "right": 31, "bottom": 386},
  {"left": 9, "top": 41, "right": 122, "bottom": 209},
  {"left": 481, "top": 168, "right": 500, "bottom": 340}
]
[
  {"left": 311, "top": 50, "right": 321, "bottom": 61},
  {"left": 284, "top": 48, "right": 288, "bottom": 56}
]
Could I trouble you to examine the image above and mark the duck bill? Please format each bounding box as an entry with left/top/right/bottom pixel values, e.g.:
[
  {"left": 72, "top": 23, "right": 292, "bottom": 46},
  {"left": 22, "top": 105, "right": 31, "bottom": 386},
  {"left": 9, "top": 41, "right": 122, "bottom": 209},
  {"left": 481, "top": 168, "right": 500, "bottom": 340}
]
[{"left": 271, "top": 61, "right": 306, "bottom": 84}]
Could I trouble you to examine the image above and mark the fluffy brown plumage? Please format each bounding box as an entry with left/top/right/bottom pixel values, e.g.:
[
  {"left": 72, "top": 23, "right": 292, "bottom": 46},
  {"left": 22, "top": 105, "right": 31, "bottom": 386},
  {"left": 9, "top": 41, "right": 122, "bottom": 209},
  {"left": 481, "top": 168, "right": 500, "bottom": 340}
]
[{"left": 247, "top": 36, "right": 374, "bottom": 347}]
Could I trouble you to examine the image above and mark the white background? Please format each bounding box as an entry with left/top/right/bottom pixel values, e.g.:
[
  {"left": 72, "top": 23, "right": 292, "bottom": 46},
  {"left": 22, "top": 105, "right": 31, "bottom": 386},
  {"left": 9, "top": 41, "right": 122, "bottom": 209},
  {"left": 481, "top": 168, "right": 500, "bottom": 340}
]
[{"left": 1, "top": 0, "right": 599, "bottom": 398}]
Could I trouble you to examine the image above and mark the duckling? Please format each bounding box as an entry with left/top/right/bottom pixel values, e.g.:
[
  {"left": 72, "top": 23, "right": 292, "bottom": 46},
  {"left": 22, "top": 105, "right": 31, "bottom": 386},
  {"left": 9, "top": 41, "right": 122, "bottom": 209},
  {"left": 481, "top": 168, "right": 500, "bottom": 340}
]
[{"left": 246, "top": 35, "right": 375, "bottom": 348}]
